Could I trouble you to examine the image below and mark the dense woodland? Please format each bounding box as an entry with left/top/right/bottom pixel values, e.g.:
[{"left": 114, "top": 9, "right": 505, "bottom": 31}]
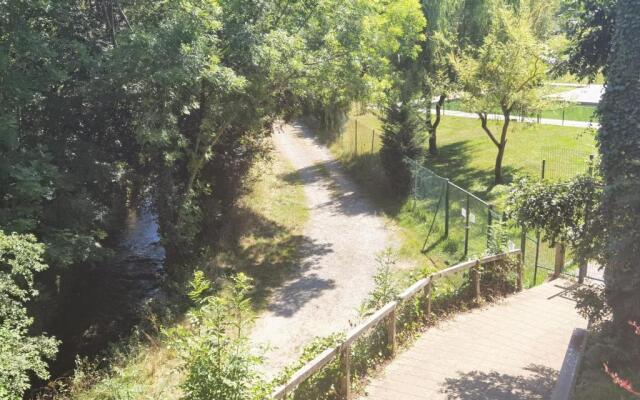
[{"left": 1, "top": 0, "right": 638, "bottom": 398}]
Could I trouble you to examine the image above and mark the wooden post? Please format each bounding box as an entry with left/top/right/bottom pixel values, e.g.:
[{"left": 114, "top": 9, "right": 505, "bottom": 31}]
[
  {"left": 338, "top": 345, "right": 351, "bottom": 400},
  {"left": 423, "top": 280, "right": 432, "bottom": 322},
  {"left": 517, "top": 252, "right": 524, "bottom": 292},
  {"left": 472, "top": 261, "right": 481, "bottom": 303},
  {"left": 386, "top": 307, "right": 397, "bottom": 356},
  {"left": 554, "top": 243, "right": 566, "bottom": 278}
]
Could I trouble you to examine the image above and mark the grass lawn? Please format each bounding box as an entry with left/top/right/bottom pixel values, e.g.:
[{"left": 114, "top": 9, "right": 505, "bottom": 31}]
[{"left": 312, "top": 111, "right": 596, "bottom": 284}]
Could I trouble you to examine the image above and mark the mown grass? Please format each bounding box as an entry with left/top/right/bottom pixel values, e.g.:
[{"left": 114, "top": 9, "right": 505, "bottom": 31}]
[
  {"left": 65, "top": 147, "right": 309, "bottom": 399},
  {"left": 309, "top": 110, "right": 595, "bottom": 284}
]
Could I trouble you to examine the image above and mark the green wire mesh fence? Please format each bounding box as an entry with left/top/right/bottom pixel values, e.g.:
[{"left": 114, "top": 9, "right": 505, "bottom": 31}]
[{"left": 405, "top": 158, "right": 602, "bottom": 287}]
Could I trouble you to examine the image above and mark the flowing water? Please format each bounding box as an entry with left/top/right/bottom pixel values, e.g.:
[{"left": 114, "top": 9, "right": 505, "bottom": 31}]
[{"left": 48, "top": 203, "right": 166, "bottom": 377}]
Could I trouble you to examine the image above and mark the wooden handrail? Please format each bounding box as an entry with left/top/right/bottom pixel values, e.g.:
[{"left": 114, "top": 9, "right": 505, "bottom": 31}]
[{"left": 270, "top": 250, "right": 521, "bottom": 399}]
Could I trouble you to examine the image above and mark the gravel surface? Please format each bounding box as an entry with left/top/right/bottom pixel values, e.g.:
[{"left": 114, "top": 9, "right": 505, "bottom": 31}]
[{"left": 251, "top": 121, "right": 398, "bottom": 378}]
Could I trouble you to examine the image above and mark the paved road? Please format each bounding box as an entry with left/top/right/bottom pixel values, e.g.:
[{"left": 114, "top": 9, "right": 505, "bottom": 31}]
[
  {"left": 547, "top": 84, "right": 604, "bottom": 105},
  {"left": 360, "top": 280, "right": 587, "bottom": 400},
  {"left": 251, "top": 122, "right": 398, "bottom": 378},
  {"left": 435, "top": 109, "right": 600, "bottom": 129}
]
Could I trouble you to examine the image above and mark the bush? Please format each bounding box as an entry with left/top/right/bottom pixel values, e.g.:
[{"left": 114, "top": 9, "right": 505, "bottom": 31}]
[
  {"left": 0, "top": 232, "right": 58, "bottom": 400},
  {"left": 169, "top": 272, "right": 271, "bottom": 400}
]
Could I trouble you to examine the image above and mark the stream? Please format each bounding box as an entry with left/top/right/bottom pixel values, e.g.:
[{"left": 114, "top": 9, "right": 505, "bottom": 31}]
[{"left": 48, "top": 203, "right": 166, "bottom": 378}]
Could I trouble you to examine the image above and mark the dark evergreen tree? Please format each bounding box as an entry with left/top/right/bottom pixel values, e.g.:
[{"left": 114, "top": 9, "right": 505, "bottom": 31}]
[
  {"left": 379, "top": 95, "right": 427, "bottom": 195},
  {"left": 598, "top": 0, "right": 640, "bottom": 328}
]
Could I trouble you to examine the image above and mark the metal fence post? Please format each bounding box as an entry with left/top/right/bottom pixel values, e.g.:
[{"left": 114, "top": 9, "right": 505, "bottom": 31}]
[
  {"left": 444, "top": 180, "right": 450, "bottom": 238},
  {"left": 464, "top": 193, "right": 470, "bottom": 258},
  {"left": 487, "top": 205, "right": 494, "bottom": 248},
  {"left": 354, "top": 119, "right": 358, "bottom": 155},
  {"left": 541, "top": 159, "right": 546, "bottom": 181},
  {"left": 371, "top": 129, "right": 375, "bottom": 153},
  {"left": 533, "top": 232, "right": 541, "bottom": 285}
]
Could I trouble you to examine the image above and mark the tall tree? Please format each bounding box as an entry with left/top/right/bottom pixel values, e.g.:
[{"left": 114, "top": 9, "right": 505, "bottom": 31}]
[
  {"left": 420, "top": 0, "right": 462, "bottom": 155},
  {"left": 598, "top": 0, "right": 640, "bottom": 328},
  {"left": 560, "top": 0, "right": 617, "bottom": 81},
  {"left": 456, "top": 4, "right": 547, "bottom": 184}
]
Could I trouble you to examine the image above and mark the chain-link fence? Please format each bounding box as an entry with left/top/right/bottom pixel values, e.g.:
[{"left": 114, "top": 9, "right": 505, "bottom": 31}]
[
  {"left": 406, "top": 158, "right": 603, "bottom": 287},
  {"left": 540, "top": 146, "right": 595, "bottom": 182}
]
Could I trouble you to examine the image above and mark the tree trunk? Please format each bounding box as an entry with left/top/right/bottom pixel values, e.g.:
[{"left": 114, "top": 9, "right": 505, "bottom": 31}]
[
  {"left": 494, "top": 110, "right": 511, "bottom": 184},
  {"left": 428, "top": 94, "right": 446, "bottom": 155}
]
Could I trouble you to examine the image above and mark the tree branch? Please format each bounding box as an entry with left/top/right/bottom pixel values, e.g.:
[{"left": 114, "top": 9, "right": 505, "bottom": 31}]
[{"left": 478, "top": 112, "right": 500, "bottom": 147}]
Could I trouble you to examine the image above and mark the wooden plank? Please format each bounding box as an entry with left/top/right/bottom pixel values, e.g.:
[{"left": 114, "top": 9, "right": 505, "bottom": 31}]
[
  {"left": 272, "top": 345, "right": 339, "bottom": 398},
  {"left": 397, "top": 277, "right": 430, "bottom": 301},
  {"left": 344, "top": 301, "right": 397, "bottom": 347},
  {"left": 432, "top": 259, "right": 477, "bottom": 279},
  {"left": 479, "top": 249, "right": 521, "bottom": 265}
]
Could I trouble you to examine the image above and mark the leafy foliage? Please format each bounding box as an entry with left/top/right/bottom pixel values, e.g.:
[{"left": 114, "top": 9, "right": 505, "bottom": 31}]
[
  {"left": 0, "top": 232, "right": 58, "bottom": 400},
  {"left": 362, "top": 249, "right": 400, "bottom": 313},
  {"left": 169, "top": 272, "right": 270, "bottom": 400},
  {"left": 506, "top": 174, "right": 602, "bottom": 264},
  {"left": 456, "top": 3, "right": 548, "bottom": 183},
  {"left": 597, "top": 0, "right": 640, "bottom": 328},
  {"left": 559, "top": 0, "right": 616, "bottom": 81},
  {"left": 379, "top": 96, "right": 427, "bottom": 194}
]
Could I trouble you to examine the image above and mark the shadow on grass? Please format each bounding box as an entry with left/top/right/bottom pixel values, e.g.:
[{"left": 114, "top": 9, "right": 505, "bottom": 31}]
[
  {"left": 220, "top": 206, "right": 334, "bottom": 318},
  {"left": 441, "top": 364, "right": 558, "bottom": 400},
  {"left": 426, "top": 141, "right": 520, "bottom": 201}
]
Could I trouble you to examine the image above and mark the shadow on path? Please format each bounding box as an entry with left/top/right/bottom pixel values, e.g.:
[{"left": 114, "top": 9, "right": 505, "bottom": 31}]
[{"left": 442, "top": 364, "right": 558, "bottom": 400}]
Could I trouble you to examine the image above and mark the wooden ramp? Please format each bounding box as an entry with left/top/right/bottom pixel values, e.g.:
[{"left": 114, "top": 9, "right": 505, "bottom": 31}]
[{"left": 360, "top": 280, "right": 587, "bottom": 400}]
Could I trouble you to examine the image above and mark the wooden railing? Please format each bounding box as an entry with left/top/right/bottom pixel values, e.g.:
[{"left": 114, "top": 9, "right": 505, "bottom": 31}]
[{"left": 271, "top": 250, "right": 523, "bottom": 399}]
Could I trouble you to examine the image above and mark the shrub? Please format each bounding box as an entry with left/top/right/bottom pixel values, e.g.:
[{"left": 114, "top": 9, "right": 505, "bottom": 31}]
[
  {"left": 169, "top": 272, "right": 271, "bottom": 400},
  {"left": 0, "top": 232, "right": 58, "bottom": 400}
]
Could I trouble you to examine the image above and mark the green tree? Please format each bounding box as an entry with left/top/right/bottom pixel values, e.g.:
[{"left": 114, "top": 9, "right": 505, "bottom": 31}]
[
  {"left": 419, "top": 0, "right": 463, "bottom": 155},
  {"left": 456, "top": 4, "right": 547, "bottom": 184},
  {"left": 0, "top": 232, "right": 58, "bottom": 400},
  {"left": 559, "top": 0, "right": 616, "bottom": 81},
  {"left": 597, "top": 0, "right": 640, "bottom": 328},
  {"left": 379, "top": 93, "right": 427, "bottom": 194}
]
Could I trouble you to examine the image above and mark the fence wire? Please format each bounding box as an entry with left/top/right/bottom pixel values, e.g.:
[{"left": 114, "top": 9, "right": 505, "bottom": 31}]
[{"left": 406, "top": 158, "right": 602, "bottom": 288}]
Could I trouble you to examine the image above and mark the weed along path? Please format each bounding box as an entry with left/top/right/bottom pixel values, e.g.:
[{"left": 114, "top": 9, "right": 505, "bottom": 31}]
[{"left": 251, "top": 121, "right": 399, "bottom": 377}]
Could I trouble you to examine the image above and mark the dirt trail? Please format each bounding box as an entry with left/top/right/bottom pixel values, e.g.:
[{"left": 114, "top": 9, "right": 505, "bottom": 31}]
[{"left": 251, "top": 122, "right": 398, "bottom": 378}]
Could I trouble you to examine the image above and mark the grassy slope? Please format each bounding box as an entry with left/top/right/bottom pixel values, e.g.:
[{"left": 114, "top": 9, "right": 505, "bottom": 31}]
[
  {"left": 314, "top": 112, "right": 596, "bottom": 283},
  {"left": 69, "top": 148, "right": 308, "bottom": 399}
]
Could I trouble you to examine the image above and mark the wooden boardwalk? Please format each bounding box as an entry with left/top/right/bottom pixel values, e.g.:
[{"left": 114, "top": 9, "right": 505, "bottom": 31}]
[{"left": 360, "top": 280, "right": 587, "bottom": 400}]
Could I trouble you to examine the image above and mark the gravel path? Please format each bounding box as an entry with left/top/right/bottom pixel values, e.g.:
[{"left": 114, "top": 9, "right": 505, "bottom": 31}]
[{"left": 251, "top": 121, "right": 398, "bottom": 378}]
